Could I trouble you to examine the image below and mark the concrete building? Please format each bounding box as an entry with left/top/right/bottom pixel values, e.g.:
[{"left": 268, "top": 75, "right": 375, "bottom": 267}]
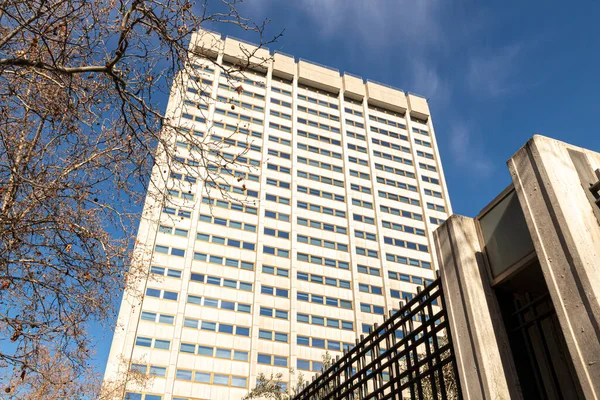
[
  {"left": 435, "top": 135, "right": 600, "bottom": 399},
  {"left": 104, "top": 29, "right": 451, "bottom": 400}
]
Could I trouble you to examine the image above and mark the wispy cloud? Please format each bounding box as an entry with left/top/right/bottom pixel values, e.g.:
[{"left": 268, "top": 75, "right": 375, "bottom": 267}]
[
  {"left": 467, "top": 43, "right": 523, "bottom": 97},
  {"left": 409, "top": 58, "right": 449, "bottom": 103},
  {"left": 292, "top": 0, "right": 443, "bottom": 48},
  {"left": 449, "top": 123, "right": 495, "bottom": 178}
]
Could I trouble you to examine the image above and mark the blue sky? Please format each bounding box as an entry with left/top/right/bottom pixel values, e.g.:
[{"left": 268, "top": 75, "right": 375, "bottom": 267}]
[{"left": 92, "top": 0, "right": 600, "bottom": 375}]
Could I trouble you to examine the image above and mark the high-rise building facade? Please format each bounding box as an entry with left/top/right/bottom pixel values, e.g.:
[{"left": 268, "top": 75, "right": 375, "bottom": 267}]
[{"left": 104, "top": 29, "right": 452, "bottom": 400}]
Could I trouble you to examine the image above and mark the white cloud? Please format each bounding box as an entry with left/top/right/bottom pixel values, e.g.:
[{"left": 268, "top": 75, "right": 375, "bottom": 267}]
[
  {"left": 467, "top": 43, "right": 523, "bottom": 97},
  {"left": 449, "top": 123, "right": 495, "bottom": 177},
  {"left": 409, "top": 58, "right": 449, "bottom": 102}
]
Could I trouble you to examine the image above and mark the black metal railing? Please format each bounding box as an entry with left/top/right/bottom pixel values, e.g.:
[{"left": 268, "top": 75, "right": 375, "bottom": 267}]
[{"left": 293, "top": 277, "right": 462, "bottom": 400}]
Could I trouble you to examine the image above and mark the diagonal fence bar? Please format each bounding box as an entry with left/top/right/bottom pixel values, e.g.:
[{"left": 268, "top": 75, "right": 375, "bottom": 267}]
[{"left": 293, "top": 277, "right": 462, "bottom": 400}]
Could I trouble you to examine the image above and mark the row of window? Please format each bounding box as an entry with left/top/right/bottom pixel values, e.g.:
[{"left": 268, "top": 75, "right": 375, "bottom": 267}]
[
  {"left": 261, "top": 285, "right": 289, "bottom": 298},
  {"left": 384, "top": 236, "right": 429, "bottom": 252},
  {"left": 189, "top": 272, "right": 254, "bottom": 291},
  {"left": 150, "top": 265, "right": 182, "bottom": 278},
  {"left": 298, "top": 170, "right": 344, "bottom": 188},
  {"left": 264, "top": 226, "right": 290, "bottom": 239},
  {"left": 424, "top": 189, "right": 443, "bottom": 199},
  {"left": 298, "top": 185, "right": 345, "bottom": 202},
  {"left": 369, "top": 114, "right": 406, "bottom": 129},
  {"left": 175, "top": 369, "right": 247, "bottom": 388},
  {"left": 344, "top": 106, "right": 363, "bottom": 116},
  {"left": 347, "top": 142, "right": 367, "bottom": 154},
  {"left": 212, "top": 120, "right": 263, "bottom": 138},
  {"left": 170, "top": 171, "right": 197, "bottom": 184},
  {"left": 267, "top": 148, "right": 291, "bottom": 160},
  {"left": 382, "top": 220, "right": 426, "bottom": 236},
  {"left": 216, "top": 95, "right": 265, "bottom": 112},
  {"left": 355, "top": 229, "right": 376, "bottom": 241},
  {"left": 298, "top": 200, "right": 346, "bottom": 218},
  {"left": 167, "top": 188, "right": 195, "bottom": 201},
  {"left": 373, "top": 150, "right": 413, "bottom": 166},
  {"left": 297, "top": 142, "right": 342, "bottom": 159},
  {"left": 347, "top": 131, "right": 366, "bottom": 141},
  {"left": 197, "top": 232, "right": 256, "bottom": 250},
  {"left": 298, "top": 129, "right": 341, "bottom": 146},
  {"left": 385, "top": 253, "right": 432, "bottom": 269},
  {"left": 298, "top": 217, "right": 347, "bottom": 234},
  {"left": 297, "top": 272, "right": 351, "bottom": 289},
  {"left": 269, "top": 134, "right": 291, "bottom": 146},
  {"left": 218, "top": 83, "right": 265, "bottom": 100},
  {"left": 186, "top": 294, "right": 251, "bottom": 313},
  {"left": 378, "top": 189, "right": 421, "bottom": 206},
  {"left": 180, "top": 344, "right": 248, "bottom": 361},
  {"left": 201, "top": 196, "right": 258, "bottom": 215},
  {"left": 360, "top": 302, "right": 385, "bottom": 315},
  {"left": 345, "top": 118, "right": 365, "bottom": 129},
  {"left": 377, "top": 176, "right": 418, "bottom": 192},
  {"left": 259, "top": 329, "right": 288, "bottom": 343},
  {"left": 422, "top": 175, "right": 440, "bottom": 185},
  {"left": 271, "top": 97, "right": 291, "bottom": 108},
  {"left": 417, "top": 150, "right": 434, "bottom": 160},
  {"left": 388, "top": 270, "right": 433, "bottom": 286},
  {"left": 199, "top": 214, "right": 256, "bottom": 232},
  {"left": 414, "top": 138, "right": 431, "bottom": 147},
  {"left": 350, "top": 183, "right": 371, "bottom": 194},
  {"left": 297, "top": 117, "right": 340, "bottom": 133},
  {"left": 356, "top": 247, "right": 379, "bottom": 258},
  {"left": 205, "top": 181, "right": 259, "bottom": 198},
  {"left": 266, "top": 177, "right": 291, "bottom": 189},
  {"left": 270, "top": 109, "right": 291, "bottom": 120},
  {"left": 297, "top": 335, "right": 352, "bottom": 352},
  {"left": 352, "top": 198, "right": 373, "bottom": 209},
  {"left": 193, "top": 251, "right": 255, "bottom": 270},
  {"left": 297, "top": 105, "right": 339, "bottom": 121},
  {"left": 162, "top": 206, "right": 191, "bottom": 219},
  {"left": 297, "top": 252, "right": 350, "bottom": 270},
  {"left": 372, "top": 138, "right": 410, "bottom": 153},
  {"left": 298, "top": 155, "right": 343, "bottom": 173},
  {"left": 155, "top": 244, "right": 185, "bottom": 257},
  {"left": 210, "top": 134, "right": 262, "bottom": 153},
  {"left": 269, "top": 121, "right": 292, "bottom": 133},
  {"left": 297, "top": 291, "right": 353, "bottom": 309},
  {"left": 263, "top": 245, "right": 290, "bottom": 258},
  {"left": 141, "top": 311, "right": 174, "bottom": 325},
  {"left": 259, "top": 306, "right": 289, "bottom": 319},
  {"left": 257, "top": 353, "right": 288, "bottom": 367},
  {"left": 427, "top": 202, "right": 446, "bottom": 212},
  {"left": 420, "top": 162, "right": 437, "bottom": 172},
  {"left": 182, "top": 319, "right": 250, "bottom": 336},
  {"left": 379, "top": 204, "right": 423, "bottom": 221},
  {"left": 370, "top": 126, "right": 408, "bottom": 142},
  {"left": 158, "top": 225, "right": 188, "bottom": 237},
  {"left": 271, "top": 86, "right": 292, "bottom": 97},
  {"left": 297, "top": 93, "right": 338, "bottom": 109},
  {"left": 215, "top": 107, "right": 263, "bottom": 125},
  {"left": 265, "top": 193, "right": 290, "bottom": 205},
  {"left": 297, "top": 312, "right": 354, "bottom": 330}
]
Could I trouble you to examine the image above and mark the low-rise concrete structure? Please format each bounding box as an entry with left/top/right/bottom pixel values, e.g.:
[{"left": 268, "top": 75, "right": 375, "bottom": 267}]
[{"left": 435, "top": 135, "right": 600, "bottom": 399}]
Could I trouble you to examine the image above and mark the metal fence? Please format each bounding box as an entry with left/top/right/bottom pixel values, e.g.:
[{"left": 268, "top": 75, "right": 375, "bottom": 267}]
[{"left": 292, "top": 277, "right": 462, "bottom": 400}]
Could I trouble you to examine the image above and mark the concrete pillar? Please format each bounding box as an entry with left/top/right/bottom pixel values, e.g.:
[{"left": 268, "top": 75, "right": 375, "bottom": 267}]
[
  {"left": 433, "top": 215, "right": 522, "bottom": 400},
  {"left": 508, "top": 135, "right": 600, "bottom": 398}
]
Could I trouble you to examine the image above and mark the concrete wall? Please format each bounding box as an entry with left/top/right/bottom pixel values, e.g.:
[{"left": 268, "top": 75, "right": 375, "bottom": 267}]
[
  {"left": 434, "top": 215, "right": 522, "bottom": 400},
  {"left": 508, "top": 135, "right": 600, "bottom": 398}
]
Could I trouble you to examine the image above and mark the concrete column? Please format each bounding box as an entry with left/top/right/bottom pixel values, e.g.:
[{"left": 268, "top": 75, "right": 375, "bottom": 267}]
[
  {"left": 508, "top": 135, "right": 600, "bottom": 398},
  {"left": 433, "top": 215, "right": 522, "bottom": 400}
]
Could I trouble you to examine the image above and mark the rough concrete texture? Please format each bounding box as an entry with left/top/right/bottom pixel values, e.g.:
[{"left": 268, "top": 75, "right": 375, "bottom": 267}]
[
  {"left": 508, "top": 135, "right": 600, "bottom": 399},
  {"left": 434, "top": 215, "right": 522, "bottom": 400}
]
